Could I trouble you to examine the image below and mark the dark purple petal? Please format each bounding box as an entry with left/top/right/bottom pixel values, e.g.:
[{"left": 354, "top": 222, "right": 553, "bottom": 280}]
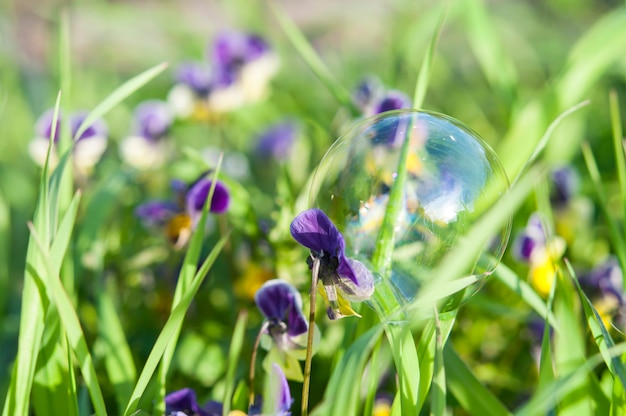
[
  {"left": 290, "top": 209, "right": 344, "bottom": 256},
  {"left": 185, "top": 178, "right": 230, "bottom": 217},
  {"left": 255, "top": 121, "right": 298, "bottom": 161},
  {"left": 176, "top": 61, "right": 213, "bottom": 95},
  {"left": 254, "top": 280, "right": 307, "bottom": 337},
  {"left": 35, "top": 109, "right": 61, "bottom": 142},
  {"left": 372, "top": 90, "right": 411, "bottom": 114},
  {"left": 512, "top": 233, "right": 538, "bottom": 263},
  {"left": 135, "top": 200, "right": 178, "bottom": 227},
  {"left": 70, "top": 111, "right": 109, "bottom": 141},
  {"left": 133, "top": 100, "right": 173, "bottom": 140},
  {"left": 165, "top": 388, "right": 209, "bottom": 416},
  {"left": 202, "top": 401, "right": 223, "bottom": 416}
]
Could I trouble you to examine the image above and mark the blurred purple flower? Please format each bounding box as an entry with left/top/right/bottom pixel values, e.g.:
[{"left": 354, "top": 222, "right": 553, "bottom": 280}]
[
  {"left": 69, "top": 111, "right": 109, "bottom": 141},
  {"left": 580, "top": 256, "right": 624, "bottom": 305},
  {"left": 135, "top": 200, "right": 178, "bottom": 227},
  {"left": 290, "top": 209, "right": 374, "bottom": 319},
  {"left": 255, "top": 280, "right": 308, "bottom": 348},
  {"left": 185, "top": 177, "right": 230, "bottom": 221},
  {"left": 34, "top": 109, "right": 61, "bottom": 142},
  {"left": 133, "top": 100, "right": 173, "bottom": 141},
  {"left": 211, "top": 31, "right": 271, "bottom": 86},
  {"left": 372, "top": 90, "right": 412, "bottom": 115},
  {"left": 175, "top": 62, "right": 213, "bottom": 96},
  {"left": 550, "top": 165, "right": 579, "bottom": 207},
  {"left": 352, "top": 76, "right": 383, "bottom": 111},
  {"left": 512, "top": 213, "right": 546, "bottom": 263},
  {"left": 165, "top": 388, "right": 214, "bottom": 416},
  {"left": 255, "top": 122, "right": 298, "bottom": 162}
]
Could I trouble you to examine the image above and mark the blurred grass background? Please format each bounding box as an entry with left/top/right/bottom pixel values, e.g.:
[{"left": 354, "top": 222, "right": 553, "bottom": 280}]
[{"left": 2, "top": 0, "right": 626, "bottom": 414}]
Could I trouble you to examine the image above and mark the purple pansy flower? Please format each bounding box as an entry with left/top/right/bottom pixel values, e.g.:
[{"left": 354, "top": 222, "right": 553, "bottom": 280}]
[
  {"left": 550, "top": 165, "right": 579, "bottom": 207},
  {"left": 290, "top": 209, "right": 375, "bottom": 320},
  {"left": 255, "top": 121, "right": 298, "bottom": 162},
  {"left": 29, "top": 109, "right": 108, "bottom": 176},
  {"left": 254, "top": 279, "right": 311, "bottom": 381},
  {"left": 511, "top": 213, "right": 547, "bottom": 263},
  {"left": 136, "top": 174, "right": 229, "bottom": 247},
  {"left": 120, "top": 100, "right": 174, "bottom": 170},
  {"left": 176, "top": 62, "right": 214, "bottom": 96},
  {"left": 211, "top": 31, "right": 271, "bottom": 86},
  {"left": 372, "top": 90, "right": 412, "bottom": 115},
  {"left": 165, "top": 364, "right": 292, "bottom": 415},
  {"left": 580, "top": 256, "right": 624, "bottom": 305}
]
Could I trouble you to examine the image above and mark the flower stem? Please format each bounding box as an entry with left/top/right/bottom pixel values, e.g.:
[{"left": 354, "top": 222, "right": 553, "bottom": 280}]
[
  {"left": 302, "top": 256, "right": 320, "bottom": 416},
  {"left": 249, "top": 321, "right": 269, "bottom": 408}
]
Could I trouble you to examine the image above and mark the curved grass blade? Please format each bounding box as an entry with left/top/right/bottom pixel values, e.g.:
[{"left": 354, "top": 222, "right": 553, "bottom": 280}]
[
  {"left": 27, "top": 191, "right": 108, "bottom": 416},
  {"left": 2, "top": 93, "right": 61, "bottom": 416},
  {"left": 493, "top": 262, "right": 558, "bottom": 329},
  {"left": 515, "top": 343, "right": 626, "bottom": 416},
  {"left": 444, "top": 345, "right": 511, "bottom": 416},
  {"left": 269, "top": 1, "right": 354, "bottom": 111},
  {"left": 430, "top": 308, "right": 446, "bottom": 416},
  {"left": 73, "top": 62, "right": 168, "bottom": 141}
]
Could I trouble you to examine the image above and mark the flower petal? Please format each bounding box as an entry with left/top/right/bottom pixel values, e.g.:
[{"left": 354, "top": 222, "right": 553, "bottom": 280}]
[
  {"left": 165, "top": 388, "right": 207, "bottom": 415},
  {"left": 254, "top": 280, "right": 307, "bottom": 337},
  {"left": 186, "top": 177, "right": 230, "bottom": 217},
  {"left": 135, "top": 200, "right": 178, "bottom": 227},
  {"left": 133, "top": 100, "right": 173, "bottom": 140},
  {"left": 336, "top": 258, "right": 375, "bottom": 302},
  {"left": 270, "top": 363, "right": 293, "bottom": 415},
  {"left": 290, "top": 209, "right": 344, "bottom": 255}
]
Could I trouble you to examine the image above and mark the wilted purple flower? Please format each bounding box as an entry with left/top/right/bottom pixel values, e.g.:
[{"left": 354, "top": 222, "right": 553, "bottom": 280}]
[
  {"left": 290, "top": 209, "right": 375, "bottom": 319},
  {"left": 255, "top": 122, "right": 298, "bottom": 162}
]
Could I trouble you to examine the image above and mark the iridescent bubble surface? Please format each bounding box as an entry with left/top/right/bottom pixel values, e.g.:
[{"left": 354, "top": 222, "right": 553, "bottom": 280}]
[{"left": 310, "top": 110, "right": 511, "bottom": 311}]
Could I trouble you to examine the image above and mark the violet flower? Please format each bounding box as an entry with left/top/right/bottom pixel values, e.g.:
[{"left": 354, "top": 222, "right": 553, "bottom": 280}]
[
  {"left": 120, "top": 100, "right": 174, "bottom": 170},
  {"left": 579, "top": 257, "right": 624, "bottom": 327},
  {"left": 290, "top": 209, "right": 375, "bottom": 319},
  {"left": 371, "top": 90, "right": 412, "bottom": 115},
  {"left": 255, "top": 121, "right": 298, "bottom": 162},
  {"left": 165, "top": 364, "right": 292, "bottom": 415},
  {"left": 512, "top": 213, "right": 565, "bottom": 297},
  {"left": 254, "top": 279, "right": 311, "bottom": 381},
  {"left": 550, "top": 165, "right": 579, "bottom": 208},
  {"left": 136, "top": 174, "right": 230, "bottom": 248}
]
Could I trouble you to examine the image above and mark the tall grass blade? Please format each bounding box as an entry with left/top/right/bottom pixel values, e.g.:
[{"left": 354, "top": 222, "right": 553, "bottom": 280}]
[
  {"left": 609, "top": 91, "right": 626, "bottom": 245},
  {"left": 222, "top": 311, "right": 248, "bottom": 416},
  {"left": 430, "top": 309, "right": 446, "bottom": 416}
]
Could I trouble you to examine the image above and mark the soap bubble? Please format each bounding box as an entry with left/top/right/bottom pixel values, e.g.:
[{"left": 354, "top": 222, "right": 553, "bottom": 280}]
[{"left": 310, "top": 110, "right": 511, "bottom": 313}]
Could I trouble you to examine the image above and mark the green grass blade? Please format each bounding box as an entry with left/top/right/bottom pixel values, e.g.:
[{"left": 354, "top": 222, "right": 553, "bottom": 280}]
[
  {"left": 581, "top": 142, "right": 626, "bottom": 280},
  {"left": 27, "top": 193, "right": 107, "bottom": 415},
  {"left": 326, "top": 324, "right": 384, "bottom": 415},
  {"left": 97, "top": 278, "right": 137, "bottom": 414},
  {"left": 567, "top": 261, "right": 626, "bottom": 389},
  {"left": 73, "top": 62, "right": 168, "bottom": 140},
  {"left": 460, "top": 0, "right": 517, "bottom": 95},
  {"left": 0, "top": 188, "right": 9, "bottom": 316},
  {"left": 412, "top": 3, "right": 448, "bottom": 109},
  {"left": 269, "top": 1, "right": 354, "bottom": 110},
  {"left": 493, "top": 262, "right": 558, "bottom": 329},
  {"left": 387, "top": 325, "right": 421, "bottom": 414},
  {"left": 537, "top": 268, "right": 557, "bottom": 396},
  {"left": 123, "top": 232, "right": 230, "bottom": 415},
  {"left": 609, "top": 90, "right": 626, "bottom": 240},
  {"left": 222, "top": 311, "right": 248, "bottom": 416},
  {"left": 515, "top": 343, "right": 626, "bottom": 416},
  {"left": 430, "top": 309, "right": 446, "bottom": 416},
  {"left": 444, "top": 345, "right": 511, "bottom": 416},
  {"left": 2, "top": 93, "right": 61, "bottom": 416}
]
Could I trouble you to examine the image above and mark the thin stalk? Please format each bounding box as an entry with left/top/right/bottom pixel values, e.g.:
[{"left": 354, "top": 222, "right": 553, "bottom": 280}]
[
  {"left": 249, "top": 321, "right": 270, "bottom": 408},
  {"left": 301, "top": 256, "right": 320, "bottom": 416}
]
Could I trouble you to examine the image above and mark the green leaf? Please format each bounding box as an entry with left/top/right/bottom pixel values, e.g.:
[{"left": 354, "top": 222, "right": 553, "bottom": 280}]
[
  {"left": 444, "top": 345, "right": 511, "bottom": 416},
  {"left": 223, "top": 311, "right": 248, "bottom": 416},
  {"left": 430, "top": 310, "right": 447, "bottom": 416},
  {"left": 493, "top": 262, "right": 558, "bottom": 329}
]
